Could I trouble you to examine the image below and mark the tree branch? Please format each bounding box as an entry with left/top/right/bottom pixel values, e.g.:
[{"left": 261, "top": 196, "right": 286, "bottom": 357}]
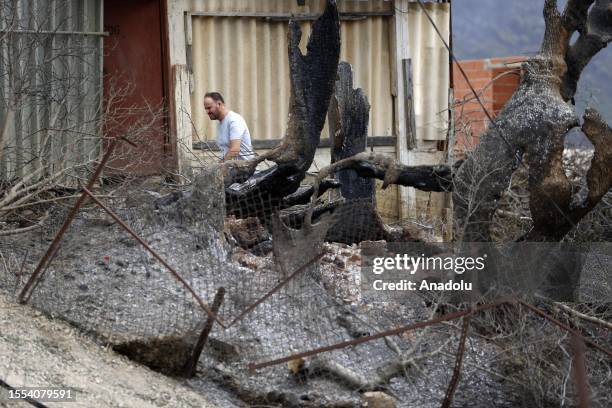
[
  {"left": 561, "top": 0, "right": 595, "bottom": 33},
  {"left": 316, "top": 152, "right": 452, "bottom": 192},
  {"left": 527, "top": 108, "right": 612, "bottom": 240},
  {"left": 562, "top": 0, "right": 612, "bottom": 100}
]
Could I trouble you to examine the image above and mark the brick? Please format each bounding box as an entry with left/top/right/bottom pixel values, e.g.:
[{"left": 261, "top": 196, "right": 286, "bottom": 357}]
[
  {"left": 490, "top": 56, "right": 527, "bottom": 65},
  {"left": 454, "top": 89, "right": 492, "bottom": 98},
  {"left": 456, "top": 70, "right": 487, "bottom": 76},
  {"left": 495, "top": 92, "right": 519, "bottom": 99},
  {"left": 453, "top": 60, "right": 484, "bottom": 70},
  {"left": 492, "top": 67, "right": 521, "bottom": 76},
  {"left": 493, "top": 77, "right": 520, "bottom": 87},
  {"left": 494, "top": 84, "right": 520, "bottom": 92},
  {"left": 458, "top": 80, "right": 494, "bottom": 90},
  {"left": 494, "top": 97, "right": 512, "bottom": 104},
  {"left": 455, "top": 75, "right": 493, "bottom": 84}
]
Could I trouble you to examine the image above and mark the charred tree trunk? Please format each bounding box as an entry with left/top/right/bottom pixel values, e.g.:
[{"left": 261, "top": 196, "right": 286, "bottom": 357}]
[
  {"left": 454, "top": 0, "right": 612, "bottom": 243},
  {"left": 328, "top": 62, "right": 374, "bottom": 200},
  {"left": 223, "top": 0, "right": 341, "bottom": 223},
  {"left": 321, "top": 63, "right": 437, "bottom": 243},
  {"left": 450, "top": 0, "right": 612, "bottom": 300},
  {"left": 325, "top": 62, "right": 382, "bottom": 244}
]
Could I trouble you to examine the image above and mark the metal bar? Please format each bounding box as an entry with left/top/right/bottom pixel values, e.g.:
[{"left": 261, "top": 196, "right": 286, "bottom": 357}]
[
  {"left": 193, "top": 136, "right": 396, "bottom": 151},
  {"left": 18, "top": 138, "right": 120, "bottom": 304},
  {"left": 248, "top": 301, "right": 506, "bottom": 371},
  {"left": 188, "top": 11, "right": 394, "bottom": 20},
  {"left": 518, "top": 300, "right": 612, "bottom": 359},
  {"left": 183, "top": 286, "right": 226, "bottom": 377},
  {"left": 80, "top": 186, "right": 227, "bottom": 329},
  {"left": 571, "top": 333, "right": 591, "bottom": 408},
  {"left": 402, "top": 58, "right": 417, "bottom": 149},
  {"left": 226, "top": 253, "right": 324, "bottom": 328},
  {"left": 0, "top": 29, "right": 109, "bottom": 36},
  {"left": 441, "top": 315, "right": 471, "bottom": 408}
]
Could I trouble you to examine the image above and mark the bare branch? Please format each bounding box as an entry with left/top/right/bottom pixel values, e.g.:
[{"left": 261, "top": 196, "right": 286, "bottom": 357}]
[
  {"left": 316, "top": 152, "right": 452, "bottom": 192},
  {"left": 554, "top": 302, "right": 612, "bottom": 331},
  {"left": 0, "top": 211, "right": 48, "bottom": 236},
  {"left": 562, "top": 0, "right": 612, "bottom": 100}
]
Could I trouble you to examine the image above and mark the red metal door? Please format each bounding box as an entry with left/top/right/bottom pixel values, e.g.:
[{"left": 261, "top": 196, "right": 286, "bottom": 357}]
[{"left": 103, "top": 0, "right": 167, "bottom": 176}]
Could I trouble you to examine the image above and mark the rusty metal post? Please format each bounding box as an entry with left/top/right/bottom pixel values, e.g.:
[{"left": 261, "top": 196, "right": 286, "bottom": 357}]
[
  {"left": 18, "top": 138, "right": 120, "bottom": 304},
  {"left": 571, "top": 333, "right": 591, "bottom": 408},
  {"left": 442, "top": 315, "right": 472, "bottom": 408},
  {"left": 183, "top": 286, "right": 226, "bottom": 377}
]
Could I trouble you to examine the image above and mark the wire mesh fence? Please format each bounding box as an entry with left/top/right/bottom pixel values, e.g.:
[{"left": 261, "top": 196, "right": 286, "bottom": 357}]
[
  {"left": 1, "top": 1, "right": 611, "bottom": 406},
  {"left": 1, "top": 136, "right": 610, "bottom": 406}
]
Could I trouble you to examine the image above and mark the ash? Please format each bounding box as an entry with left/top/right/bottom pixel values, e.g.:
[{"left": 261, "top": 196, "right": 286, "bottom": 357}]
[{"left": 0, "top": 171, "right": 544, "bottom": 406}]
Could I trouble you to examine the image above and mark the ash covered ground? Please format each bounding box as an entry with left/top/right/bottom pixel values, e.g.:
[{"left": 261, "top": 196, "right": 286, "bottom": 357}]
[{"left": 1, "top": 171, "right": 609, "bottom": 407}]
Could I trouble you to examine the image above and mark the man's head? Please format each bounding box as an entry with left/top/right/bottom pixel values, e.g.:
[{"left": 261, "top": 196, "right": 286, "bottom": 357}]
[{"left": 204, "top": 92, "right": 227, "bottom": 121}]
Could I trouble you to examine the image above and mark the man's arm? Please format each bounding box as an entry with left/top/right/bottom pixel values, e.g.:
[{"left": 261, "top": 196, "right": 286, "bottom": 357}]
[
  {"left": 223, "top": 139, "right": 242, "bottom": 161},
  {"left": 223, "top": 117, "right": 248, "bottom": 161}
]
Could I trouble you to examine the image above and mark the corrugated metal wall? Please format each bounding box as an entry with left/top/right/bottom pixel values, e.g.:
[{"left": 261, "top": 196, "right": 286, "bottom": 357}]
[
  {"left": 188, "top": 1, "right": 450, "bottom": 146},
  {"left": 189, "top": 0, "right": 394, "bottom": 142},
  {"left": 0, "top": 0, "right": 102, "bottom": 179},
  {"left": 405, "top": 1, "right": 450, "bottom": 143},
  {"left": 183, "top": 0, "right": 394, "bottom": 14},
  {"left": 168, "top": 0, "right": 451, "bottom": 226}
]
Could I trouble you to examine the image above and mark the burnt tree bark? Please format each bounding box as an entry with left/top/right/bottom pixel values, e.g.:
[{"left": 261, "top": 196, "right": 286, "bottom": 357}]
[
  {"left": 328, "top": 62, "right": 374, "bottom": 200},
  {"left": 311, "top": 1, "right": 611, "bottom": 244},
  {"left": 451, "top": 0, "right": 612, "bottom": 300},
  {"left": 453, "top": 0, "right": 612, "bottom": 243},
  {"left": 307, "top": 1, "right": 611, "bottom": 300},
  {"left": 223, "top": 0, "right": 340, "bottom": 223},
  {"left": 324, "top": 62, "right": 385, "bottom": 244},
  {"left": 320, "top": 63, "right": 444, "bottom": 243}
]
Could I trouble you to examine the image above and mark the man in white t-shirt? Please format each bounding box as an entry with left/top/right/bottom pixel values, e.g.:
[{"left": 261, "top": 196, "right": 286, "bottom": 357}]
[{"left": 203, "top": 92, "right": 253, "bottom": 161}]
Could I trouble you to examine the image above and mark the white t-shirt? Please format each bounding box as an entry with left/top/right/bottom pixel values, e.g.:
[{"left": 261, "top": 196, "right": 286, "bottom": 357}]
[{"left": 216, "top": 111, "right": 253, "bottom": 160}]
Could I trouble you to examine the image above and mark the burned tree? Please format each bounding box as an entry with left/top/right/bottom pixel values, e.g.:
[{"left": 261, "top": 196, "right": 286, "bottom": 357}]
[
  {"left": 222, "top": 0, "right": 340, "bottom": 223},
  {"left": 453, "top": 0, "right": 612, "bottom": 243}
]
